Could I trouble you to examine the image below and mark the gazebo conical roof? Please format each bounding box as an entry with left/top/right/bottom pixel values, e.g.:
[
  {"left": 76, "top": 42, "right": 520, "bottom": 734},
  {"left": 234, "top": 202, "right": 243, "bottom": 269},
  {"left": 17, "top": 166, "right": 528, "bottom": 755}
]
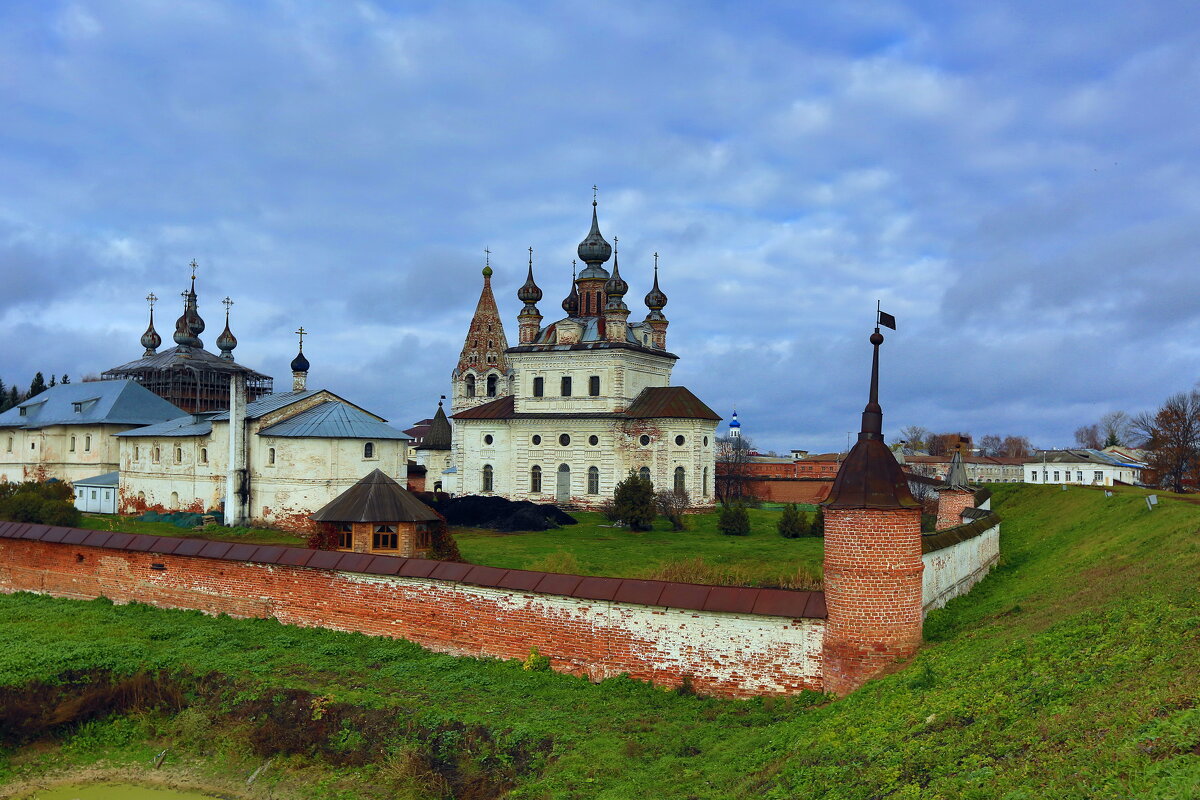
[{"left": 310, "top": 469, "right": 440, "bottom": 523}]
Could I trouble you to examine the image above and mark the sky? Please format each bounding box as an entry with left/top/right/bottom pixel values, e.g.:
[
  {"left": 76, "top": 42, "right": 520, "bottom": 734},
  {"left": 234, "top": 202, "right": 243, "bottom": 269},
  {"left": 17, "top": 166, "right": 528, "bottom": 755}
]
[{"left": 2, "top": 1, "right": 1199, "bottom": 454}]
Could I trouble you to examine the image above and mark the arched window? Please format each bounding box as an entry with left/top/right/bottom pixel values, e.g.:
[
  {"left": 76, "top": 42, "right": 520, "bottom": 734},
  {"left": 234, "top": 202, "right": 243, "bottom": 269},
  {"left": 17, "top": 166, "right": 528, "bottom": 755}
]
[
  {"left": 169, "top": 491, "right": 179, "bottom": 510},
  {"left": 531, "top": 465, "right": 542, "bottom": 492},
  {"left": 69, "top": 435, "right": 76, "bottom": 452},
  {"left": 134, "top": 446, "right": 139, "bottom": 460},
  {"left": 674, "top": 466, "right": 686, "bottom": 493},
  {"left": 200, "top": 448, "right": 207, "bottom": 463},
  {"left": 363, "top": 442, "right": 375, "bottom": 459},
  {"left": 84, "top": 435, "right": 91, "bottom": 451},
  {"left": 482, "top": 464, "right": 494, "bottom": 492},
  {"left": 639, "top": 466, "right": 651, "bottom": 485},
  {"left": 465, "top": 374, "right": 476, "bottom": 397},
  {"left": 587, "top": 466, "right": 599, "bottom": 494},
  {"left": 175, "top": 446, "right": 182, "bottom": 463},
  {"left": 703, "top": 467, "right": 709, "bottom": 496},
  {"left": 487, "top": 374, "right": 498, "bottom": 397},
  {"left": 153, "top": 447, "right": 160, "bottom": 462},
  {"left": 268, "top": 447, "right": 276, "bottom": 465}
]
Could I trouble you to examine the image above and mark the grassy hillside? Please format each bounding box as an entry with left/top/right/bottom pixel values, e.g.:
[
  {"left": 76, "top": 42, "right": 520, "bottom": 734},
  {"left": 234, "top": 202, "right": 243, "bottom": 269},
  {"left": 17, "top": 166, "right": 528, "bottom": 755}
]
[{"left": 1, "top": 484, "right": 1197, "bottom": 799}]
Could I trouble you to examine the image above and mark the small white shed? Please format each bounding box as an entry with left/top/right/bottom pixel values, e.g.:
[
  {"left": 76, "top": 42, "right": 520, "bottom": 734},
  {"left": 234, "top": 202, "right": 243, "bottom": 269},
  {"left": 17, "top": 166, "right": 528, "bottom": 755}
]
[{"left": 74, "top": 471, "right": 118, "bottom": 514}]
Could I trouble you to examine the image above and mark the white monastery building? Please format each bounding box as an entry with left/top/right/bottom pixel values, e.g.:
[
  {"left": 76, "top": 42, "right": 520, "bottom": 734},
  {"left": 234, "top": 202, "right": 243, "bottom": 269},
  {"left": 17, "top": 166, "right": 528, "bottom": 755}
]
[{"left": 445, "top": 198, "right": 720, "bottom": 508}]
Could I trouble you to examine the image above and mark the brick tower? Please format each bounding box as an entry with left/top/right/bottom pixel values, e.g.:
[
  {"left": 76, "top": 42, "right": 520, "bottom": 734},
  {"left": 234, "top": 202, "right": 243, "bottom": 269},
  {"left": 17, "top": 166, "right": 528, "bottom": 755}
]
[
  {"left": 935, "top": 449, "right": 975, "bottom": 530},
  {"left": 821, "top": 320, "right": 924, "bottom": 696},
  {"left": 451, "top": 258, "right": 511, "bottom": 414}
]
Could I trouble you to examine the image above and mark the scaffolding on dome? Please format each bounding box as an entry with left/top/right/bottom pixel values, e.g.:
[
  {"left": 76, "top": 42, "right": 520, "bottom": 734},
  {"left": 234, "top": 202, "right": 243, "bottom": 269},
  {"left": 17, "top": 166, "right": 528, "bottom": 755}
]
[{"left": 103, "top": 347, "right": 273, "bottom": 413}]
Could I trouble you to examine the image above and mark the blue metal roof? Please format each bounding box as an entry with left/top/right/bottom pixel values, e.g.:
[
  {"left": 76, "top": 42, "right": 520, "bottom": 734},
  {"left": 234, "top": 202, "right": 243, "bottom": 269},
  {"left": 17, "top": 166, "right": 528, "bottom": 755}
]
[
  {"left": 114, "top": 414, "right": 215, "bottom": 438},
  {"left": 257, "top": 401, "right": 410, "bottom": 440},
  {"left": 208, "top": 389, "right": 322, "bottom": 421},
  {"left": 0, "top": 380, "right": 185, "bottom": 430}
]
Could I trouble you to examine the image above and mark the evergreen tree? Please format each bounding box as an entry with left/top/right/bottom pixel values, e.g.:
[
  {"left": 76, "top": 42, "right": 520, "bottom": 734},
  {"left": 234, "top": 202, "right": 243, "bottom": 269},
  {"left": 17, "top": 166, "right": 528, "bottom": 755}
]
[
  {"left": 808, "top": 506, "right": 825, "bottom": 537},
  {"left": 7, "top": 387, "right": 18, "bottom": 410},
  {"left": 48, "top": 375, "right": 57, "bottom": 388},
  {"left": 60, "top": 374, "right": 70, "bottom": 384},
  {"left": 613, "top": 470, "right": 655, "bottom": 531},
  {"left": 777, "top": 503, "right": 806, "bottom": 538},
  {"left": 0, "top": 377, "right": 6, "bottom": 412},
  {"left": 28, "top": 372, "right": 47, "bottom": 398},
  {"left": 718, "top": 503, "right": 750, "bottom": 536}
]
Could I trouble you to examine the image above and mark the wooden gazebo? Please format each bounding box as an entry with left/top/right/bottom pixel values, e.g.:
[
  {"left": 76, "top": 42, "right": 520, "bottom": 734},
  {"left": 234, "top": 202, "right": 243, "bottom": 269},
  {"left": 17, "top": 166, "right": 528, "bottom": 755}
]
[{"left": 310, "top": 469, "right": 441, "bottom": 557}]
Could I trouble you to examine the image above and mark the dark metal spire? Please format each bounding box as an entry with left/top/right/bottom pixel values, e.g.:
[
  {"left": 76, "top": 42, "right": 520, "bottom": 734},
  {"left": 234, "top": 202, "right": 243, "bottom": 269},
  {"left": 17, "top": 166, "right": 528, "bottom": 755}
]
[
  {"left": 216, "top": 296, "right": 238, "bottom": 359},
  {"left": 645, "top": 252, "right": 668, "bottom": 317},
  {"left": 604, "top": 236, "right": 629, "bottom": 310},
  {"left": 140, "top": 292, "right": 161, "bottom": 355},
  {"left": 576, "top": 187, "right": 612, "bottom": 278},
  {"left": 562, "top": 260, "right": 580, "bottom": 316},
  {"left": 940, "top": 449, "right": 972, "bottom": 491}
]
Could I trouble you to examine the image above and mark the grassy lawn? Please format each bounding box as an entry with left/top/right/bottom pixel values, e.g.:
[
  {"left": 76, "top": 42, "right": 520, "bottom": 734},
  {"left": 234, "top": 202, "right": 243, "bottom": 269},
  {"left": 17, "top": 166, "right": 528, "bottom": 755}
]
[
  {"left": 2, "top": 484, "right": 1198, "bottom": 798},
  {"left": 454, "top": 505, "right": 825, "bottom": 588},
  {"left": 77, "top": 513, "right": 307, "bottom": 547}
]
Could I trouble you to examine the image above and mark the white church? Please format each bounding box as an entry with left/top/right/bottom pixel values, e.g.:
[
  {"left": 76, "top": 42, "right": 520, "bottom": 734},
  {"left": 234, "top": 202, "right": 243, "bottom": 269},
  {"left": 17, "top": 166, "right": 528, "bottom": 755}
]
[{"left": 423, "top": 199, "right": 720, "bottom": 509}]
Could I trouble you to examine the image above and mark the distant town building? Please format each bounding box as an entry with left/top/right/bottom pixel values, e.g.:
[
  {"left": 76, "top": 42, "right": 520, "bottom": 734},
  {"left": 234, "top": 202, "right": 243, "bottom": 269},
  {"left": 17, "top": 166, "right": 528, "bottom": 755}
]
[{"left": 1023, "top": 449, "right": 1145, "bottom": 486}]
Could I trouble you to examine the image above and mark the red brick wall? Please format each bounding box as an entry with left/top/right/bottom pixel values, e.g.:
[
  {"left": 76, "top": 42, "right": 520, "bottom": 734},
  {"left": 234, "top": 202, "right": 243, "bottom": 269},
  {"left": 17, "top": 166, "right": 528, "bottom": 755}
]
[
  {"left": 0, "top": 538, "right": 824, "bottom": 698},
  {"left": 935, "top": 490, "right": 975, "bottom": 530},
  {"left": 743, "top": 478, "right": 833, "bottom": 504},
  {"left": 821, "top": 507, "right": 923, "bottom": 695}
]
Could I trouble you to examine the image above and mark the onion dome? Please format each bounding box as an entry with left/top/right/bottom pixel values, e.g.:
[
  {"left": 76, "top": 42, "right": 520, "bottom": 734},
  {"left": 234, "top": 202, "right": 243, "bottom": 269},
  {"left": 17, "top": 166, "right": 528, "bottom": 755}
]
[
  {"left": 517, "top": 247, "right": 543, "bottom": 306},
  {"left": 140, "top": 294, "right": 161, "bottom": 355},
  {"left": 576, "top": 193, "right": 612, "bottom": 279},
  {"left": 216, "top": 297, "right": 237, "bottom": 359},
  {"left": 290, "top": 325, "right": 310, "bottom": 372},
  {"left": 184, "top": 273, "right": 205, "bottom": 339},
  {"left": 604, "top": 241, "right": 629, "bottom": 310},
  {"left": 644, "top": 255, "right": 668, "bottom": 315},
  {"left": 729, "top": 410, "right": 740, "bottom": 429},
  {"left": 173, "top": 295, "right": 200, "bottom": 349},
  {"left": 562, "top": 261, "right": 580, "bottom": 316}
]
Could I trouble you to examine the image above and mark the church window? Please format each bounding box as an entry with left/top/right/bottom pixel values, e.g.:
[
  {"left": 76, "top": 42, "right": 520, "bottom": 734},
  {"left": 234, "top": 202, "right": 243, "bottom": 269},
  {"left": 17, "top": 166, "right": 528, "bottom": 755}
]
[
  {"left": 675, "top": 435, "right": 685, "bottom": 446},
  {"left": 153, "top": 447, "right": 160, "bottom": 463},
  {"left": 588, "top": 435, "right": 598, "bottom": 446},
  {"left": 5, "top": 437, "right": 11, "bottom": 453},
  {"left": 531, "top": 465, "right": 542, "bottom": 492},
  {"left": 704, "top": 436, "right": 709, "bottom": 446},
  {"left": 175, "top": 447, "right": 182, "bottom": 463},
  {"left": 268, "top": 448, "right": 276, "bottom": 465},
  {"left": 200, "top": 448, "right": 208, "bottom": 463},
  {"left": 639, "top": 466, "right": 652, "bottom": 485},
  {"left": 484, "top": 434, "right": 494, "bottom": 445},
  {"left": 587, "top": 466, "right": 599, "bottom": 494},
  {"left": 703, "top": 467, "right": 709, "bottom": 496},
  {"left": 482, "top": 464, "right": 494, "bottom": 492},
  {"left": 589, "top": 376, "right": 600, "bottom": 396},
  {"left": 373, "top": 525, "right": 398, "bottom": 550},
  {"left": 85, "top": 435, "right": 91, "bottom": 451},
  {"left": 337, "top": 523, "right": 352, "bottom": 549},
  {"left": 533, "top": 377, "right": 544, "bottom": 397},
  {"left": 465, "top": 375, "right": 476, "bottom": 397},
  {"left": 364, "top": 442, "right": 375, "bottom": 459},
  {"left": 674, "top": 466, "right": 686, "bottom": 493},
  {"left": 531, "top": 434, "right": 542, "bottom": 445},
  {"left": 639, "top": 434, "right": 651, "bottom": 446},
  {"left": 487, "top": 374, "right": 498, "bottom": 397},
  {"left": 134, "top": 446, "right": 139, "bottom": 460},
  {"left": 561, "top": 376, "right": 572, "bottom": 396},
  {"left": 70, "top": 436, "right": 76, "bottom": 452},
  {"left": 487, "top": 340, "right": 493, "bottom": 349},
  {"left": 559, "top": 434, "right": 571, "bottom": 446},
  {"left": 170, "top": 492, "right": 179, "bottom": 510}
]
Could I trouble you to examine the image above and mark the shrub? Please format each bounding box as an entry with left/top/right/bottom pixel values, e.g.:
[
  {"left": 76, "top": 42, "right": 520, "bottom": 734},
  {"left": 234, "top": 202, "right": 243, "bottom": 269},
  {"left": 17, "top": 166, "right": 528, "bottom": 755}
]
[
  {"left": 777, "top": 504, "right": 806, "bottom": 538},
  {"left": 718, "top": 503, "right": 750, "bottom": 536},
  {"left": 523, "top": 647, "right": 550, "bottom": 672},
  {"left": 0, "top": 481, "right": 80, "bottom": 526},
  {"left": 38, "top": 497, "right": 81, "bottom": 527},
  {"left": 613, "top": 470, "right": 655, "bottom": 531},
  {"left": 807, "top": 506, "right": 825, "bottom": 537},
  {"left": 655, "top": 488, "right": 690, "bottom": 531}
]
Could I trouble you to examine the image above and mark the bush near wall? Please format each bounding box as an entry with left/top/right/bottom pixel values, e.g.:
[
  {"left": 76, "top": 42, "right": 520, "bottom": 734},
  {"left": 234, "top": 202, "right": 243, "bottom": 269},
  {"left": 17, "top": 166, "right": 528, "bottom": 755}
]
[{"left": 0, "top": 481, "right": 80, "bottom": 527}]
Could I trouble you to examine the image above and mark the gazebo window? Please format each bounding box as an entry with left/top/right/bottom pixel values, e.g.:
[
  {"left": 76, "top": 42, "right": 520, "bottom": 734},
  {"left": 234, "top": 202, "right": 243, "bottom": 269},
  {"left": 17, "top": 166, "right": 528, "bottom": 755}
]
[
  {"left": 416, "top": 523, "right": 432, "bottom": 549},
  {"left": 373, "top": 525, "right": 398, "bottom": 550},
  {"left": 337, "top": 523, "right": 352, "bottom": 549}
]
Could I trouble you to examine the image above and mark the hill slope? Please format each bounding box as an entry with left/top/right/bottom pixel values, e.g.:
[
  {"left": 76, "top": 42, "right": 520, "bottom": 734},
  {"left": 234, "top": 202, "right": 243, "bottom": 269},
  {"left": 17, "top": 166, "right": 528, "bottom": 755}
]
[{"left": 0, "top": 484, "right": 1197, "bottom": 798}]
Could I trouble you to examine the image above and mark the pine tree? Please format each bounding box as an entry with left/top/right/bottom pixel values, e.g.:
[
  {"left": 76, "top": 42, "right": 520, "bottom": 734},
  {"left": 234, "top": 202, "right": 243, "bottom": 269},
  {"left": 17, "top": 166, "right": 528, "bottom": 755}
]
[
  {"left": 0, "top": 377, "right": 6, "bottom": 412},
  {"left": 614, "top": 470, "right": 655, "bottom": 531},
  {"left": 28, "top": 372, "right": 47, "bottom": 398},
  {"left": 718, "top": 503, "right": 750, "bottom": 536},
  {"left": 808, "top": 506, "right": 825, "bottom": 537},
  {"left": 777, "top": 503, "right": 806, "bottom": 538},
  {"left": 60, "top": 375, "right": 70, "bottom": 384},
  {"left": 7, "top": 387, "right": 18, "bottom": 410},
  {"left": 48, "top": 375, "right": 57, "bottom": 388}
]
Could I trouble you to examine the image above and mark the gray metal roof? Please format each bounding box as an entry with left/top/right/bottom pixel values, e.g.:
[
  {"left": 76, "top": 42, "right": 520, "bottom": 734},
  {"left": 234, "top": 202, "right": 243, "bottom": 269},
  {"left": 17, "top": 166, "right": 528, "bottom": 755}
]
[
  {"left": 75, "top": 471, "right": 119, "bottom": 487},
  {"left": 0, "top": 380, "right": 186, "bottom": 430},
  {"left": 257, "top": 401, "right": 410, "bottom": 440},
  {"left": 115, "top": 414, "right": 215, "bottom": 438},
  {"left": 310, "top": 468, "right": 440, "bottom": 522},
  {"left": 1028, "top": 449, "right": 1146, "bottom": 469},
  {"left": 104, "top": 345, "right": 271, "bottom": 380},
  {"left": 208, "top": 389, "right": 321, "bottom": 421}
]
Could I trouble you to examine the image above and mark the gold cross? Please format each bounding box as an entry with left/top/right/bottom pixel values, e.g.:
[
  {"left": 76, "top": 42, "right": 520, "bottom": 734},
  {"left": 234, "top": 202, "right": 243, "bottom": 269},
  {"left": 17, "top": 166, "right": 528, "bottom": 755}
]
[
  {"left": 189, "top": 259, "right": 198, "bottom": 278},
  {"left": 295, "top": 326, "right": 307, "bottom": 349},
  {"left": 222, "top": 296, "right": 234, "bottom": 310},
  {"left": 146, "top": 292, "right": 157, "bottom": 309}
]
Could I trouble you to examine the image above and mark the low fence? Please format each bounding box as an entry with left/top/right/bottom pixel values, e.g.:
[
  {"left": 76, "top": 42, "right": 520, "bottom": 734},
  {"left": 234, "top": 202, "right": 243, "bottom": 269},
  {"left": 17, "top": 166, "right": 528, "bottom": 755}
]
[{"left": 0, "top": 521, "right": 826, "bottom": 698}]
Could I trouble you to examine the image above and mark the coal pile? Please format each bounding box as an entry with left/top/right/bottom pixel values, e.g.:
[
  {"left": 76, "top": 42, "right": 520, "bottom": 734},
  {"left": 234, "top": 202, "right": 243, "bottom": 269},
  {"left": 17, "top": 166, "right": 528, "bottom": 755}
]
[{"left": 431, "top": 495, "right": 577, "bottom": 532}]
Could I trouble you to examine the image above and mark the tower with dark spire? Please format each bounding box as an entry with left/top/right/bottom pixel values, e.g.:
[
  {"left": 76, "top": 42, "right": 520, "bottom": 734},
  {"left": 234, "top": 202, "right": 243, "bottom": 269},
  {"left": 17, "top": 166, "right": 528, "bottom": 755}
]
[
  {"left": 452, "top": 251, "right": 511, "bottom": 413},
  {"left": 935, "top": 449, "right": 977, "bottom": 530},
  {"left": 820, "top": 314, "right": 923, "bottom": 696},
  {"left": 644, "top": 252, "right": 669, "bottom": 349},
  {"left": 561, "top": 260, "right": 580, "bottom": 317},
  {"left": 574, "top": 186, "right": 612, "bottom": 317},
  {"left": 603, "top": 237, "right": 631, "bottom": 342},
  {"left": 140, "top": 292, "right": 162, "bottom": 356},
  {"left": 291, "top": 326, "right": 310, "bottom": 392},
  {"left": 517, "top": 247, "right": 543, "bottom": 345},
  {"left": 216, "top": 297, "right": 238, "bottom": 360}
]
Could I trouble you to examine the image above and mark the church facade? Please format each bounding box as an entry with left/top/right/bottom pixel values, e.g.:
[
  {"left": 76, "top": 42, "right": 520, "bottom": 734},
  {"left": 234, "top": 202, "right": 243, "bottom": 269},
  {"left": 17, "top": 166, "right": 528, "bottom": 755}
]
[{"left": 449, "top": 201, "right": 720, "bottom": 509}]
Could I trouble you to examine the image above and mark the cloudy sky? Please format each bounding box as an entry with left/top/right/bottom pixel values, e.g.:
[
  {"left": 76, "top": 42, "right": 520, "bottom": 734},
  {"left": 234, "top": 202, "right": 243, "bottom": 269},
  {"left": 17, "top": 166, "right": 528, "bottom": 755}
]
[{"left": 2, "top": 1, "right": 1198, "bottom": 453}]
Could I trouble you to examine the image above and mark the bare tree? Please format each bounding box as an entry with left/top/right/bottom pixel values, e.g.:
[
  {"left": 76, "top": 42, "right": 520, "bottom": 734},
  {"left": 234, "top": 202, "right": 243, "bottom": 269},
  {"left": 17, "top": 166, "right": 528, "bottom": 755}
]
[
  {"left": 1132, "top": 391, "right": 1200, "bottom": 493},
  {"left": 1099, "top": 411, "right": 1133, "bottom": 448},
  {"left": 979, "top": 434, "right": 1003, "bottom": 457},
  {"left": 1001, "top": 436, "right": 1031, "bottom": 458},
  {"left": 1074, "top": 424, "right": 1103, "bottom": 449},
  {"left": 715, "top": 433, "right": 755, "bottom": 505},
  {"left": 655, "top": 488, "right": 691, "bottom": 531},
  {"left": 928, "top": 432, "right": 971, "bottom": 457},
  {"left": 897, "top": 425, "right": 930, "bottom": 452}
]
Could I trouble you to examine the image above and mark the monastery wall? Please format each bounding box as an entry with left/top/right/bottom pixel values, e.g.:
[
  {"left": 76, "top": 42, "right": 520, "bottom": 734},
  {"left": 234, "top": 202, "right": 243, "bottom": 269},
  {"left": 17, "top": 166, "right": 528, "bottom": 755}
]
[
  {"left": 0, "top": 522, "right": 824, "bottom": 698},
  {"left": 920, "top": 513, "right": 1001, "bottom": 613}
]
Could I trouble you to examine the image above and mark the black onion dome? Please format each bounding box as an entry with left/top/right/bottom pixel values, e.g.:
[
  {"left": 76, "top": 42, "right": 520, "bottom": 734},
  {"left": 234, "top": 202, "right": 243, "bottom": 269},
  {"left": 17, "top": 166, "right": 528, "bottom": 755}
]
[
  {"left": 216, "top": 321, "right": 237, "bottom": 356},
  {"left": 517, "top": 255, "right": 542, "bottom": 304},
  {"left": 604, "top": 251, "right": 628, "bottom": 298},
  {"left": 140, "top": 310, "right": 161, "bottom": 354},
  {"left": 173, "top": 304, "right": 200, "bottom": 348},
  {"left": 561, "top": 281, "right": 580, "bottom": 316},
  {"left": 577, "top": 201, "right": 612, "bottom": 268},
  {"left": 290, "top": 349, "right": 310, "bottom": 373},
  {"left": 644, "top": 263, "right": 667, "bottom": 310}
]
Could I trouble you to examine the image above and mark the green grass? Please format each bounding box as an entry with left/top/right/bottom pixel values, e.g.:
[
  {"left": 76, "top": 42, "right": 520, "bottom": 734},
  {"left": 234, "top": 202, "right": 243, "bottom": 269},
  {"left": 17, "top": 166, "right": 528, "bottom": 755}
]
[
  {"left": 77, "top": 513, "right": 308, "bottom": 546},
  {"left": 454, "top": 506, "right": 825, "bottom": 587},
  {"left": 2, "top": 484, "right": 1198, "bottom": 798}
]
